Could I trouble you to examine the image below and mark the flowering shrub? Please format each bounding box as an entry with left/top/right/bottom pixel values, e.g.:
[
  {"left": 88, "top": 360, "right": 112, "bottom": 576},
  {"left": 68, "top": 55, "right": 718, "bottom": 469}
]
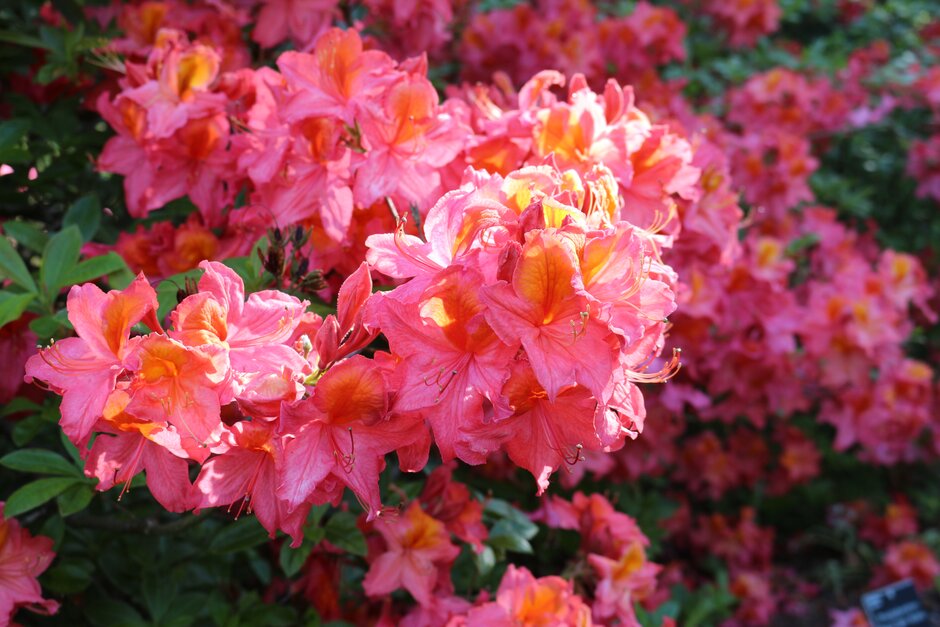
[{"left": 2, "top": 0, "right": 940, "bottom": 625}]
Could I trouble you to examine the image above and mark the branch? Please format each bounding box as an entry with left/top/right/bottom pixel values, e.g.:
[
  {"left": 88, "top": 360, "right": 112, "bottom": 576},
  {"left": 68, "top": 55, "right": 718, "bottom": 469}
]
[{"left": 70, "top": 512, "right": 205, "bottom": 535}]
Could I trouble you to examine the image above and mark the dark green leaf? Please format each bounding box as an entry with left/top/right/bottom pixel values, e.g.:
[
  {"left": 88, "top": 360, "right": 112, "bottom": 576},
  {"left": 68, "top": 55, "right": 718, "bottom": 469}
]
[
  {"left": 323, "top": 511, "right": 367, "bottom": 557},
  {"left": 0, "top": 234, "right": 36, "bottom": 292},
  {"left": 84, "top": 596, "right": 147, "bottom": 627},
  {"left": 143, "top": 575, "right": 179, "bottom": 623},
  {"left": 46, "top": 557, "right": 96, "bottom": 595},
  {"left": 279, "top": 538, "right": 314, "bottom": 577},
  {"left": 0, "top": 448, "right": 81, "bottom": 476},
  {"left": 0, "top": 292, "right": 35, "bottom": 328},
  {"left": 29, "top": 309, "right": 71, "bottom": 338},
  {"left": 11, "top": 414, "right": 46, "bottom": 447},
  {"left": 2, "top": 221, "right": 48, "bottom": 253},
  {"left": 487, "top": 519, "right": 534, "bottom": 554},
  {"left": 63, "top": 194, "right": 102, "bottom": 242},
  {"left": 41, "top": 225, "right": 83, "bottom": 297},
  {"left": 0, "top": 119, "right": 31, "bottom": 164},
  {"left": 0, "top": 30, "right": 50, "bottom": 49},
  {"left": 66, "top": 252, "right": 129, "bottom": 285},
  {"left": 161, "top": 593, "right": 206, "bottom": 627},
  {"left": 208, "top": 517, "right": 270, "bottom": 554},
  {"left": 4, "top": 476, "right": 82, "bottom": 517},
  {"left": 1, "top": 398, "right": 41, "bottom": 418},
  {"left": 57, "top": 483, "right": 95, "bottom": 516}
]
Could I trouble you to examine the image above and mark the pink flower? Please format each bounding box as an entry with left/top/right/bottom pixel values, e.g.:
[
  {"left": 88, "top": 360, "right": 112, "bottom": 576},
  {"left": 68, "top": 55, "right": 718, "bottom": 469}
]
[
  {"left": 0, "top": 503, "right": 59, "bottom": 625},
  {"left": 85, "top": 390, "right": 198, "bottom": 512},
  {"left": 252, "top": 0, "right": 339, "bottom": 49},
  {"left": 195, "top": 421, "right": 309, "bottom": 545},
  {"left": 589, "top": 541, "right": 660, "bottom": 624},
  {"left": 371, "top": 266, "right": 515, "bottom": 463},
  {"left": 171, "top": 261, "right": 309, "bottom": 389},
  {"left": 455, "top": 565, "right": 594, "bottom": 626},
  {"left": 363, "top": 501, "right": 460, "bottom": 607},
  {"left": 278, "top": 355, "right": 429, "bottom": 519},
  {"left": 24, "top": 274, "right": 160, "bottom": 446}
]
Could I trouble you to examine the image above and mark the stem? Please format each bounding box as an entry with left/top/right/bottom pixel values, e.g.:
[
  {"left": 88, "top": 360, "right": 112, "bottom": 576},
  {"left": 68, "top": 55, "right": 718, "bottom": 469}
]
[{"left": 71, "top": 512, "right": 205, "bottom": 535}]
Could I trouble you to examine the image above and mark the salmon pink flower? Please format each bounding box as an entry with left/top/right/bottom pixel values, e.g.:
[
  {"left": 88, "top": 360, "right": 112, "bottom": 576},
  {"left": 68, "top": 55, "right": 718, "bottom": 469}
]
[
  {"left": 278, "top": 27, "right": 397, "bottom": 127},
  {"left": 24, "top": 274, "right": 160, "bottom": 446},
  {"left": 456, "top": 565, "right": 594, "bottom": 626},
  {"left": 122, "top": 32, "right": 225, "bottom": 138},
  {"left": 876, "top": 540, "right": 940, "bottom": 591},
  {"left": 371, "top": 265, "right": 515, "bottom": 463},
  {"left": 278, "top": 355, "right": 429, "bottom": 519},
  {"left": 482, "top": 229, "right": 616, "bottom": 402},
  {"left": 122, "top": 334, "right": 228, "bottom": 449},
  {"left": 195, "top": 420, "right": 309, "bottom": 545},
  {"left": 0, "top": 503, "right": 59, "bottom": 625},
  {"left": 589, "top": 542, "right": 660, "bottom": 625},
  {"left": 354, "top": 70, "right": 468, "bottom": 209},
  {"left": 419, "top": 465, "right": 488, "bottom": 552},
  {"left": 252, "top": 0, "right": 339, "bottom": 49},
  {"left": 171, "top": 260, "right": 309, "bottom": 385},
  {"left": 477, "top": 361, "right": 608, "bottom": 494},
  {"left": 86, "top": 390, "right": 199, "bottom": 512},
  {"left": 363, "top": 501, "right": 460, "bottom": 607}
]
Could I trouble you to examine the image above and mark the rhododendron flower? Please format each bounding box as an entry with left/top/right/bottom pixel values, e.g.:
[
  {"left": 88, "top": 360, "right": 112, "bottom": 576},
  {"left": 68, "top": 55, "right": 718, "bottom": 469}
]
[
  {"left": 371, "top": 265, "right": 516, "bottom": 463},
  {"left": 24, "top": 274, "right": 160, "bottom": 446},
  {"left": 589, "top": 541, "right": 660, "bottom": 624},
  {"left": 482, "top": 229, "right": 617, "bottom": 403},
  {"left": 454, "top": 565, "right": 593, "bottom": 626},
  {"left": 195, "top": 421, "right": 309, "bottom": 545},
  {"left": 122, "top": 333, "right": 229, "bottom": 449},
  {"left": 86, "top": 389, "right": 198, "bottom": 512},
  {"left": 252, "top": 0, "right": 339, "bottom": 49},
  {"left": 278, "top": 355, "right": 429, "bottom": 519},
  {"left": 0, "top": 314, "right": 36, "bottom": 404},
  {"left": 363, "top": 501, "right": 460, "bottom": 607},
  {"left": 876, "top": 540, "right": 940, "bottom": 590},
  {"left": 418, "top": 465, "right": 488, "bottom": 552},
  {"left": 907, "top": 134, "right": 940, "bottom": 201},
  {"left": 0, "top": 503, "right": 59, "bottom": 624},
  {"left": 171, "top": 261, "right": 309, "bottom": 385}
]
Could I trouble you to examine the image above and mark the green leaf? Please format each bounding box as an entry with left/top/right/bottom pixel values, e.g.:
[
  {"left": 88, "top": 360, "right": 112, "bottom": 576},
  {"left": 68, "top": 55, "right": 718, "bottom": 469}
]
[
  {"left": 0, "top": 292, "right": 35, "bottom": 328},
  {"left": 66, "top": 252, "right": 129, "bottom": 285},
  {"left": 29, "top": 309, "right": 71, "bottom": 338},
  {"left": 11, "top": 414, "right": 46, "bottom": 447},
  {"left": 57, "top": 483, "right": 95, "bottom": 516},
  {"left": 4, "top": 476, "right": 82, "bottom": 517},
  {"left": 279, "top": 538, "right": 314, "bottom": 577},
  {"left": 2, "top": 221, "right": 48, "bottom": 253},
  {"left": 323, "top": 511, "right": 367, "bottom": 557},
  {"left": 84, "top": 596, "right": 147, "bottom": 627},
  {"left": 143, "top": 575, "right": 179, "bottom": 623},
  {"left": 41, "top": 226, "right": 83, "bottom": 297},
  {"left": 46, "top": 557, "right": 96, "bottom": 595},
  {"left": 473, "top": 544, "right": 496, "bottom": 575},
  {"left": 2, "top": 397, "right": 41, "bottom": 418},
  {"left": 487, "top": 519, "right": 534, "bottom": 554},
  {"left": 0, "top": 30, "right": 50, "bottom": 49},
  {"left": 0, "top": 119, "right": 31, "bottom": 164},
  {"left": 208, "top": 517, "right": 270, "bottom": 554},
  {"left": 0, "top": 448, "right": 81, "bottom": 476},
  {"left": 161, "top": 593, "right": 207, "bottom": 627},
  {"left": 63, "top": 194, "right": 102, "bottom": 242},
  {"left": 60, "top": 429, "right": 83, "bottom": 465},
  {"left": 0, "top": 234, "right": 36, "bottom": 292}
]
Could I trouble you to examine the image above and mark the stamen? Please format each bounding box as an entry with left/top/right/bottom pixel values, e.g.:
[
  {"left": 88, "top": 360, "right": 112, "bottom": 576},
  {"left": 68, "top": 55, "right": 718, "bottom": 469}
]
[
  {"left": 333, "top": 427, "right": 356, "bottom": 474},
  {"left": 627, "top": 347, "right": 682, "bottom": 383}
]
